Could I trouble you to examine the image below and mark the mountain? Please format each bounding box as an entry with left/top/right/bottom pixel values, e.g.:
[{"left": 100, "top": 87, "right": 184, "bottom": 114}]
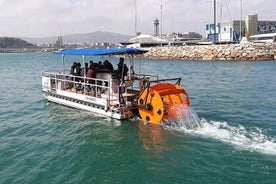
[
  {"left": 22, "top": 31, "right": 134, "bottom": 44},
  {"left": 0, "top": 37, "right": 33, "bottom": 48}
]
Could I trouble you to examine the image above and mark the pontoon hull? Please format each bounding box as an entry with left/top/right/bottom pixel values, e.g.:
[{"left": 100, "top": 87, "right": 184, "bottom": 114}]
[{"left": 44, "top": 92, "right": 133, "bottom": 120}]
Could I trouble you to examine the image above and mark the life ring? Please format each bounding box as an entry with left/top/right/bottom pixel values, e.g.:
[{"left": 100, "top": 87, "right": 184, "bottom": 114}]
[{"left": 139, "top": 78, "right": 150, "bottom": 90}]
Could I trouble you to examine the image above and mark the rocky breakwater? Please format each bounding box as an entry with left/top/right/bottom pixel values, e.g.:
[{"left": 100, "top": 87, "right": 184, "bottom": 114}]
[{"left": 143, "top": 42, "right": 276, "bottom": 61}]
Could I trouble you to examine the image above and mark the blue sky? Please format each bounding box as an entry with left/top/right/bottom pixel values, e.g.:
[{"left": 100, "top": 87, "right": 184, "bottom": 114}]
[{"left": 0, "top": 0, "right": 275, "bottom": 37}]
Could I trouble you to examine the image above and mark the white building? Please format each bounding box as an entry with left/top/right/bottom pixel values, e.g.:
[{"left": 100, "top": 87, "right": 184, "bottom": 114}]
[{"left": 206, "top": 14, "right": 276, "bottom": 42}]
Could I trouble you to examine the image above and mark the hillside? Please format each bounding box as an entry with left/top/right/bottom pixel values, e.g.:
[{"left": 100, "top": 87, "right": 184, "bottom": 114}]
[
  {"left": 23, "top": 31, "right": 134, "bottom": 44},
  {"left": 0, "top": 37, "right": 33, "bottom": 48}
]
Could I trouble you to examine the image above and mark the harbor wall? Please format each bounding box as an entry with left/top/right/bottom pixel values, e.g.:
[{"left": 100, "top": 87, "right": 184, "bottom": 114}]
[{"left": 143, "top": 43, "right": 276, "bottom": 61}]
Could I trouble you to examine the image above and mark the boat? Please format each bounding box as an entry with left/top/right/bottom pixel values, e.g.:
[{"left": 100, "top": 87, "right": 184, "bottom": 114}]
[
  {"left": 41, "top": 48, "right": 190, "bottom": 124},
  {"left": 250, "top": 33, "right": 276, "bottom": 43}
]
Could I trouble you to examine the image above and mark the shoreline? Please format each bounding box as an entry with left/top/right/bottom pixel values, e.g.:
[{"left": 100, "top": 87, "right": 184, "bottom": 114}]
[
  {"left": 143, "top": 42, "right": 276, "bottom": 61},
  {"left": 1, "top": 42, "right": 275, "bottom": 61}
]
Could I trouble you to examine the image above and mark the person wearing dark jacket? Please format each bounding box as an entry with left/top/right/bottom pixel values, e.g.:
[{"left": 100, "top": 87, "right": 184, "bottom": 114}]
[
  {"left": 117, "top": 57, "right": 128, "bottom": 81},
  {"left": 103, "top": 60, "right": 114, "bottom": 72},
  {"left": 70, "top": 62, "right": 77, "bottom": 75}
]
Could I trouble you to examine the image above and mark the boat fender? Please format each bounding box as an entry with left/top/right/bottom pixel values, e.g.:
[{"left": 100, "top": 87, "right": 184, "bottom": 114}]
[{"left": 139, "top": 78, "right": 150, "bottom": 91}]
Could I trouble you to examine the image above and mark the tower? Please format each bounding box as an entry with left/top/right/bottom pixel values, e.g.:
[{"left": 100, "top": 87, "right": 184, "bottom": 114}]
[{"left": 154, "top": 18, "right": 159, "bottom": 36}]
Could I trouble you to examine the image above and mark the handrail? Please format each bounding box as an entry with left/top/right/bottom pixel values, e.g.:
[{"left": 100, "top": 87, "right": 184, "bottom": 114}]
[
  {"left": 42, "top": 71, "right": 111, "bottom": 98},
  {"left": 134, "top": 73, "right": 159, "bottom": 81},
  {"left": 150, "top": 77, "right": 181, "bottom": 85}
]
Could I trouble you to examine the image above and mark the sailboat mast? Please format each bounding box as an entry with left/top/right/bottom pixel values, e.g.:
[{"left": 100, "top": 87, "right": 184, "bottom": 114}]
[
  {"left": 135, "top": 0, "right": 137, "bottom": 35},
  {"left": 214, "top": 0, "right": 216, "bottom": 43},
  {"left": 240, "top": 0, "right": 242, "bottom": 41},
  {"left": 160, "top": 4, "right": 163, "bottom": 47}
]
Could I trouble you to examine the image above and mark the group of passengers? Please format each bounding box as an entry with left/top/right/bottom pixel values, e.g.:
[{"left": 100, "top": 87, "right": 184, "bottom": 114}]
[
  {"left": 70, "top": 58, "right": 130, "bottom": 81},
  {"left": 70, "top": 60, "right": 114, "bottom": 78},
  {"left": 69, "top": 58, "right": 130, "bottom": 93}
]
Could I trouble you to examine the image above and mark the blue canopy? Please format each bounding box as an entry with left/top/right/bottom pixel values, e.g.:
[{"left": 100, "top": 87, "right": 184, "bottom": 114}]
[{"left": 55, "top": 48, "right": 147, "bottom": 56}]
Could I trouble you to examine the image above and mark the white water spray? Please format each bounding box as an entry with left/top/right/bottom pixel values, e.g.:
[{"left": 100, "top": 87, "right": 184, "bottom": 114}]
[
  {"left": 161, "top": 104, "right": 202, "bottom": 130},
  {"left": 161, "top": 104, "right": 276, "bottom": 155}
]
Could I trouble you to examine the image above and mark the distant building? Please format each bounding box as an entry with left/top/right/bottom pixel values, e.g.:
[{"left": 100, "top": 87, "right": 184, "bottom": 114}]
[
  {"left": 205, "top": 14, "right": 276, "bottom": 42},
  {"left": 121, "top": 18, "right": 202, "bottom": 48},
  {"left": 55, "top": 36, "right": 63, "bottom": 48},
  {"left": 248, "top": 14, "right": 276, "bottom": 36}
]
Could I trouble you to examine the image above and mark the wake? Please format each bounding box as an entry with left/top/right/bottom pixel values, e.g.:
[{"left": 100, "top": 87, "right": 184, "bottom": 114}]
[{"left": 161, "top": 104, "right": 276, "bottom": 155}]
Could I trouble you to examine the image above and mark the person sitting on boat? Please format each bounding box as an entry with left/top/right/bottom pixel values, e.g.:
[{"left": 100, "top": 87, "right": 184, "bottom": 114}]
[
  {"left": 130, "top": 64, "right": 135, "bottom": 75},
  {"left": 89, "top": 60, "right": 94, "bottom": 69},
  {"left": 74, "top": 62, "right": 82, "bottom": 83},
  {"left": 87, "top": 63, "right": 97, "bottom": 82},
  {"left": 68, "top": 62, "right": 77, "bottom": 88},
  {"left": 70, "top": 62, "right": 77, "bottom": 75},
  {"left": 97, "top": 61, "right": 104, "bottom": 69},
  {"left": 86, "top": 63, "right": 98, "bottom": 95},
  {"left": 117, "top": 57, "right": 129, "bottom": 82},
  {"left": 81, "top": 62, "right": 89, "bottom": 77},
  {"left": 71, "top": 62, "right": 82, "bottom": 91},
  {"left": 103, "top": 60, "right": 114, "bottom": 72},
  {"left": 72, "top": 62, "right": 81, "bottom": 76}
]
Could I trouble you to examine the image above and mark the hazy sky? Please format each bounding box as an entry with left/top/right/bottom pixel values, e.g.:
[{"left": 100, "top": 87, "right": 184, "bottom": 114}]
[{"left": 0, "top": 0, "right": 275, "bottom": 37}]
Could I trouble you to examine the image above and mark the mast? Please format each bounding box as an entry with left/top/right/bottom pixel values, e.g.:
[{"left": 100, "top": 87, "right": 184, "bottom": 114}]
[
  {"left": 214, "top": 0, "right": 216, "bottom": 44},
  {"left": 160, "top": 4, "right": 163, "bottom": 47},
  {"left": 135, "top": 0, "right": 137, "bottom": 35},
  {"left": 240, "top": 0, "right": 242, "bottom": 41}
]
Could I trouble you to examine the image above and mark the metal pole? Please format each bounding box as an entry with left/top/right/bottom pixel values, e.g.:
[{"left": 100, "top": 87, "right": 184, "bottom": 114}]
[
  {"left": 82, "top": 55, "right": 86, "bottom": 77},
  {"left": 135, "top": 0, "right": 137, "bottom": 35},
  {"left": 214, "top": 0, "right": 216, "bottom": 44},
  {"left": 240, "top": 0, "right": 242, "bottom": 41},
  {"left": 82, "top": 55, "right": 86, "bottom": 94},
  {"left": 160, "top": 4, "right": 163, "bottom": 47},
  {"left": 62, "top": 54, "right": 65, "bottom": 90},
  {"left": 62, "top": 54, "right": 65, "bottom": 74}
]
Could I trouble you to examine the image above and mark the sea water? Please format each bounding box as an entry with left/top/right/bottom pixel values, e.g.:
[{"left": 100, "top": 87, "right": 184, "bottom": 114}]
[{"left": 0, "top": 52, "right": 275, "bottom": 183}]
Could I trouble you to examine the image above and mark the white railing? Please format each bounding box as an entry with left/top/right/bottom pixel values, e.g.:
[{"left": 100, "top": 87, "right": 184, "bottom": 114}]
[{"left": 42, "top": 71, "right": 111, "bottom": 98}]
